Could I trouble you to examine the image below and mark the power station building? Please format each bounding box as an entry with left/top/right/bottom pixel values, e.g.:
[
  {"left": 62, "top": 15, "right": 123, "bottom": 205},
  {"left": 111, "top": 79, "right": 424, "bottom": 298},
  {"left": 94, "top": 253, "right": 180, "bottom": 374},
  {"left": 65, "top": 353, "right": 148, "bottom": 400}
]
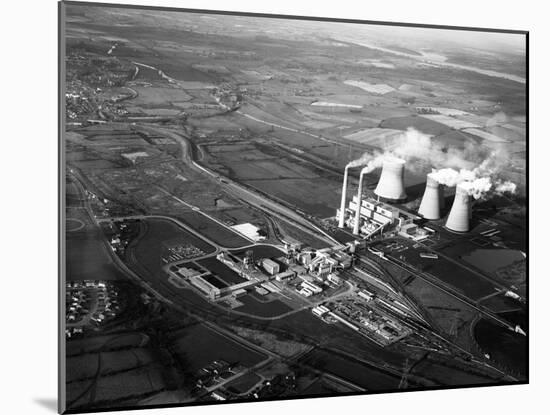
[
  {"left": 338, "top": 195, "right": 418, "bottom": 238},
  {"left": 338, "top": 157, "right": 414, "bottom": 236}
]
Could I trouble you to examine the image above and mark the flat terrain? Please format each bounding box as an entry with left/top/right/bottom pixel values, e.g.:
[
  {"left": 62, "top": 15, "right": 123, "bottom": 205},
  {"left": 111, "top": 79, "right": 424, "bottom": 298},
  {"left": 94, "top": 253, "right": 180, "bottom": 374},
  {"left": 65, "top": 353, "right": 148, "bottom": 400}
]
[
  {"left": 132, "top": 218, "right": 216, "bottom": 278},
  {"left": 63, "top": 3, "right": 527, "bottom": 412},
  {"left": 171, "top": 324, "right": 269, "bottom": 373}
]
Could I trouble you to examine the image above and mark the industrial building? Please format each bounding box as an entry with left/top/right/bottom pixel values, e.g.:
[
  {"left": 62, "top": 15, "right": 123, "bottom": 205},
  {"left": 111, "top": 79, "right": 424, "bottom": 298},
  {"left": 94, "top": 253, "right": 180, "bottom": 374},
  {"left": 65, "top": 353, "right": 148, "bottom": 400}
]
[
  {"left": 177, "top": 267, "right": 203, "bottom": 278},
  {"left": 288, "top": 264, "right": 307, "bottom": 276},
  {"left": 337, "top": 158, "right": 425, "bottom": 237},
  {"left": 233, "top": 288, "right": 247, "bottom": 298},
  {"left": 275, "top": 270, "right": 295, "bottom": 281},
  {"left": 262, "top": 258, "right": 280, "bottom": 275},
  {"left": 336, "top": 158, "right": 427, "bottom": 238},
  {"left": 298, "top": 287, "right": 313, "bottom": 297},
  {"left": 445, "top": 182, "right": 472, "bottom": 232},
  {"left": 338, "top": 195, "right": 419, "bottom": 237},
  {"left": 306, "top": 247, "right": 351, "bottom": 278},
  {"left": 300, "top": 280, "right": 323, "bottom": 294},
  {"left": 397, "top": 222, "right": 431, "bottom": 241},
  {"left": 358, "top": 290, "right": 374, "bottom": 301},
  {"left": 418, "top": 172, "right": 444, "bottom": 220},
  {"left": 312, "top": 305, "right": 330, "bottom": 317},
  {"left": 230, "top": 223, "right": 266, "bottom": 242},
  {"left": 217, "top": 251, "right": 265, "bottom": 281},
  {"left": 374, "top": 157, "right": 407, "bottom": 201},
  {"left": 255, "top": 286, "right": 270, "bottom": 296},
  {"left": 327, "top": 273, "right": 342, "bottom": 285},
  {"left": 189, "top": 275, "right": 221, "bottom": 299}
]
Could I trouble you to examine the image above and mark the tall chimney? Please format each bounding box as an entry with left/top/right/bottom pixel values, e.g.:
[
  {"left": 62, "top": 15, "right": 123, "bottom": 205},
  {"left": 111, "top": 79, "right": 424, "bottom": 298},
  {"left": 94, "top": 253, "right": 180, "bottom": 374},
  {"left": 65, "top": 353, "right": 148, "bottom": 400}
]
[
  {"left": 374, "top": 157, "right": 407, "bottom": 201},
  {"left": 445, "top": 182, "right": 471, "bottom": 232},
  {"left": 338, "top": 165, "right": 350, "bottom": 228},
  {"left": 353, "top": 167, "right": 368, "bottom": 235},
  {"left": 418, "top": 173, "right": 442, "bottom": 220}
]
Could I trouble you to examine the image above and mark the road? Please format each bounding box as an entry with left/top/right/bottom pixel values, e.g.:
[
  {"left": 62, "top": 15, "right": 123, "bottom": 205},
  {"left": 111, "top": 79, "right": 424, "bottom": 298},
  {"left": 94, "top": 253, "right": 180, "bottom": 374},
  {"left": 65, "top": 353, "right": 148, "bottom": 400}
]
[
  {"left": 136, "top": 124, "right": 340, "bottom": 247},
  {"left": 152, "top": 184, "right": 256, "bottom": 246},
  {"left": 235, "top": 109, "right": 343, "bottom": 146}
]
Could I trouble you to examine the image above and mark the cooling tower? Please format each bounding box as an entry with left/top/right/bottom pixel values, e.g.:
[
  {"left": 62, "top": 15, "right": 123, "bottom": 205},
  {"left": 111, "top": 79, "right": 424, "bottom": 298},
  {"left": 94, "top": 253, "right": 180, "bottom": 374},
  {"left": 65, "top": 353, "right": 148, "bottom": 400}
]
[
  {"left": 418, "top": 173, "right": 442, "bottom": 220},
  {"left": 445, "top": 183, "right": 471, "bottom": 233},
  {"left": 338, "top": 165, "right": 350, "bottom": 228},
  {"left": 353, "top": 168, "right": 368, "bottom": 235},
  {"left": 374, "top": 157, "right": 407, "bottom": 201}
]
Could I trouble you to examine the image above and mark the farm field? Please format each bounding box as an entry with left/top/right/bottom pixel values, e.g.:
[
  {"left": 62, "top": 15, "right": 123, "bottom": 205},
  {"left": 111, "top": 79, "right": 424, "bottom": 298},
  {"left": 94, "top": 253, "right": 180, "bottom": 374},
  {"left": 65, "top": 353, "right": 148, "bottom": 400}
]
[
  {"left": 245, "top": 178, "right": 342, "bottom": 218},
  {"left": 234, "top": 295, "right": 294, "bottom": 318},
  {"left": 225, "top": 372, "right": 263, "bottom": 395},
  {"left": 171, "top": 324, "right": 268, "bottom": 373},
  {"left": 66, "top": 226, "right": 127, "bottom": 282},
  {"left": 390, "top": 240, "right": 500, "bottom": 299},
  {"left": 299, "top": 348, "right": 400, "bottom": 390}
]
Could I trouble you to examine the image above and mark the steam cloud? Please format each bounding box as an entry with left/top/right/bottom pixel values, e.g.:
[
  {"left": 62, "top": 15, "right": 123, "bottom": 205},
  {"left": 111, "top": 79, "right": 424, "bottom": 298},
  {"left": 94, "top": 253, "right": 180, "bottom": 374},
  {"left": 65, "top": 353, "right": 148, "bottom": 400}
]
[{"left": 346, "top": 127, "right": 517, "bottom": 200}]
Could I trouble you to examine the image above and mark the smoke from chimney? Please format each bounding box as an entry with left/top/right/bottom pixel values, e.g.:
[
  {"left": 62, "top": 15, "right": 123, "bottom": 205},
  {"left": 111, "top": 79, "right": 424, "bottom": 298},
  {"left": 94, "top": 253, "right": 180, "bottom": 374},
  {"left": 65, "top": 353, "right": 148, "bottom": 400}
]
[{"left": 343, "top": 125, "right": 517, "bottom": 208}]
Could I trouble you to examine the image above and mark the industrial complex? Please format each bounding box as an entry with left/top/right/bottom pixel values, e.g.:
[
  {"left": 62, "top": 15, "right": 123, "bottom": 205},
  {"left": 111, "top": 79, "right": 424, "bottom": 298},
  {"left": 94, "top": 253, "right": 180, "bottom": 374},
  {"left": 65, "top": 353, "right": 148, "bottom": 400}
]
[{"left": 62, "top": 4, "right": 527, "bottom": 412}]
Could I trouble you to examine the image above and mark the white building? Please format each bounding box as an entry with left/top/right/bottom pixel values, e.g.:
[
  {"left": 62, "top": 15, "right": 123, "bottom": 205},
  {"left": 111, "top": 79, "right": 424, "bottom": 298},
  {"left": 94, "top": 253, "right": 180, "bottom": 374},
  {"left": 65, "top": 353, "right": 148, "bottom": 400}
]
[{"left": 262, "top": 258, "right": 280, "bottom": 275}]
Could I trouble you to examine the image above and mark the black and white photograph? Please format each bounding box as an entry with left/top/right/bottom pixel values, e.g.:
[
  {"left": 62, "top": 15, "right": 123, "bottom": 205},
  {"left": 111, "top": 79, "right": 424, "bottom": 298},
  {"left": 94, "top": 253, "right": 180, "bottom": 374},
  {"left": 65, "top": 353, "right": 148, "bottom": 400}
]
[{"left": 58, "top": 1, "right": 528, "bottom": 413}]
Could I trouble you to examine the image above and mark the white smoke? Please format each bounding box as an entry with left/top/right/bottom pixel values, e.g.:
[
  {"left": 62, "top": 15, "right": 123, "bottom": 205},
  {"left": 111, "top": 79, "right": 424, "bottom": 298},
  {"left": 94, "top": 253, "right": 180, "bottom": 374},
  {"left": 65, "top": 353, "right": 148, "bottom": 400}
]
[
  {"left": 346, "top": 153, "right": 379, "bottom": 169},
  {"left": 430, "top": 166, "right": 517, "bottom": 200},
  {"left": 347, "top": 127, "right": 479, "bottom": 173},
  {"left": 495, "top": 180, "right": 517, "bottom": 195},
  {"left": 460, "top": 177, "right": 493, "bottom": 200},
  {"left": 429, "top": 168, "right": 470, "bottom": 187},
  {"left": 346, "top": 127, "right": 517, "bottom": 200}
]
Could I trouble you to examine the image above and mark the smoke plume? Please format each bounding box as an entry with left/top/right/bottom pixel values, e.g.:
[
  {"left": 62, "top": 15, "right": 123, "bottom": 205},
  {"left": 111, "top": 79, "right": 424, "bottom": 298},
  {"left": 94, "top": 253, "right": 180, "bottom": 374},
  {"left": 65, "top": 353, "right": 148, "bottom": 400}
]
[
  {"left": 348, "top": 127, "right": 480, "bottom": 172},
  {"left": 346, "top": 127, "right": 516, "bottom": 200},
  {"left": 460, "top": 177, "right": 493, "bottom": 200},
  {"left": 495, "top": 180, "right": 517, "bottom": 195}
]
